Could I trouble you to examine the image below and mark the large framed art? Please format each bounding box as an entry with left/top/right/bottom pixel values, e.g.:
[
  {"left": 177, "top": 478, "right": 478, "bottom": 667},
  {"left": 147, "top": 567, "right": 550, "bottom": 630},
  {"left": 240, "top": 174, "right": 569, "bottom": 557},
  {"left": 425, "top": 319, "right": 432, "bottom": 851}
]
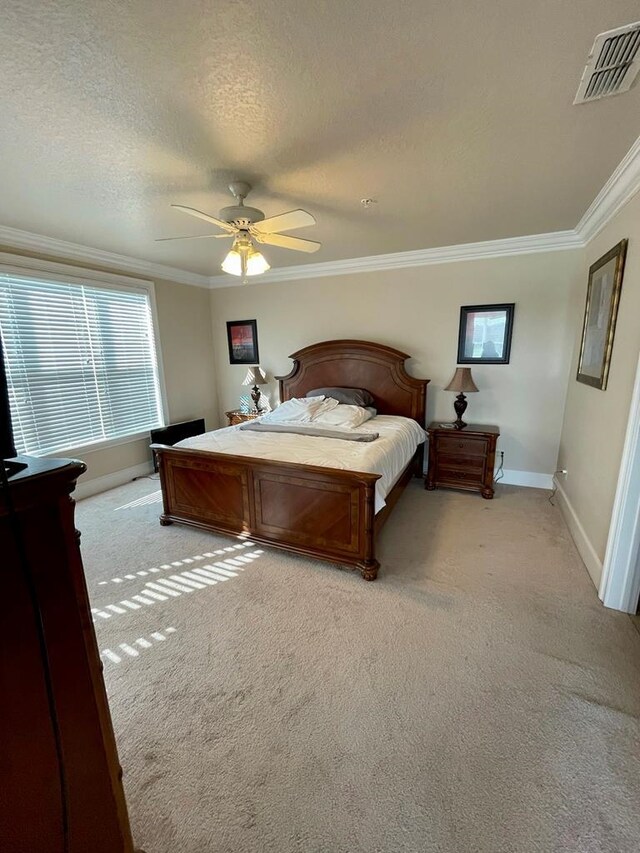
[
  {"left": 227, "top": 319, "right": 259, "bottom": 365},
  {"left": 576, "top": 239, "right": 627, "bottom": 390},
  {"left": 457, "top": 303, "right": 515, "bottom": 365}
]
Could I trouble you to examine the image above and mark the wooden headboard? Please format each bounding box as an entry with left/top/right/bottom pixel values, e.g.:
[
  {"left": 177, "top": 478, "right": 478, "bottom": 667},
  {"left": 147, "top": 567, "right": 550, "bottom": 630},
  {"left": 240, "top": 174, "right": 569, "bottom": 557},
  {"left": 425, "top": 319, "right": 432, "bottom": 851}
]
[{"left": 276, "top": 339, "right": 429, "bottom": 424}]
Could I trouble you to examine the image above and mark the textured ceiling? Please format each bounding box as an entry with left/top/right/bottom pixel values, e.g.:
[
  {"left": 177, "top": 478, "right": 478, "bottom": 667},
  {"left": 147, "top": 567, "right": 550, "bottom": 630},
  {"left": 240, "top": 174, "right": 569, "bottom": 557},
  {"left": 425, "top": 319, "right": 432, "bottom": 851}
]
[{"left": 0, "top": 0, "right": 639, "bottom": 276}]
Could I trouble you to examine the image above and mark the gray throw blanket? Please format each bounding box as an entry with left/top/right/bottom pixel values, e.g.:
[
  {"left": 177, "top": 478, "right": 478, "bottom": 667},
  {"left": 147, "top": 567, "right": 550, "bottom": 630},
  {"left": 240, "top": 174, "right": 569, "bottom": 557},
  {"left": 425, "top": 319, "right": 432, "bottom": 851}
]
[{"left": 239, "top": 422, "right": 379, "bottom": 442}]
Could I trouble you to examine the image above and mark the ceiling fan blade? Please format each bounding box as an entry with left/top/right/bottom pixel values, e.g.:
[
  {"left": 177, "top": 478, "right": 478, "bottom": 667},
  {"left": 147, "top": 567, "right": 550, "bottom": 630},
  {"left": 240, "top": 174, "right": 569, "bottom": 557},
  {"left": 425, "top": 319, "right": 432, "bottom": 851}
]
[
  {"left": 155, "top": 233, "right": 233, "bottom": 242},
  {"left": 251, "top": 209, "right": 316, "bottom": 234},
  {"left": 170, "top": 204, "right": 236, "bottom": 233},
  {"left": 254, "top": 233, "right": 321, "bottom": 253}
]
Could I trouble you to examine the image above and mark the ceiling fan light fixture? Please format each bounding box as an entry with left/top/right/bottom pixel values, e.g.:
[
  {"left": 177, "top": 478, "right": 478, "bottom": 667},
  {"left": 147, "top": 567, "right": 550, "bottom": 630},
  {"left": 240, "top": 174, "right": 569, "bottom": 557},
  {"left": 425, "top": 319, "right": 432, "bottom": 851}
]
[
  {"left": 221, "top": 236, "right": 270, "bottom": 278},
  {"left": 166, "top": 183, "right": 319, "bottom": 276}
]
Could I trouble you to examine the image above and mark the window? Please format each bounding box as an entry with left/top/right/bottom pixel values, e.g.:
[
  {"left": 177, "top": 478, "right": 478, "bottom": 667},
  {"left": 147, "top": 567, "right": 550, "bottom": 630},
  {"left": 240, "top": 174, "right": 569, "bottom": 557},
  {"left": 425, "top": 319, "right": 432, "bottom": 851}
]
[{"left": 0, "top": 271, "right": 164, "bottom": 456}]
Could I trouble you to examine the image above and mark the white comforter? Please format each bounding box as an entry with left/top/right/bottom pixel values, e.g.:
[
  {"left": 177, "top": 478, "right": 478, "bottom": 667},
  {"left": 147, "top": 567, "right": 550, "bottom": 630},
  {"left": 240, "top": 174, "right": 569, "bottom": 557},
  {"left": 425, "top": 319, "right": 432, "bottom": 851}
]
[{"left": 176, "top": 415, "right": 426, "bottom": 513}]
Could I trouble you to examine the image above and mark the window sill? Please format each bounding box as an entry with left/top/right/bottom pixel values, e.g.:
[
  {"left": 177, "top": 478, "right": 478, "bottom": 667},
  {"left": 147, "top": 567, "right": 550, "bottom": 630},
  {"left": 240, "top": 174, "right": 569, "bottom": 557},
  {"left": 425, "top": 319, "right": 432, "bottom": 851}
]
[{"left": 41, "top": 430, "right": 160, "bottom": 460}]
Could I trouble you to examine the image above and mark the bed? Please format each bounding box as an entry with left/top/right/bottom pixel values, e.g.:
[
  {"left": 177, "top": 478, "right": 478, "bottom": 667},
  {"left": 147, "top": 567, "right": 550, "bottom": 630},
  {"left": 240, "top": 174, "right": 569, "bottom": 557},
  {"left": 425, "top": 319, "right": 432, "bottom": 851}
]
[{"left": 151, "top": 340, "right": 429, "bottom": 580}]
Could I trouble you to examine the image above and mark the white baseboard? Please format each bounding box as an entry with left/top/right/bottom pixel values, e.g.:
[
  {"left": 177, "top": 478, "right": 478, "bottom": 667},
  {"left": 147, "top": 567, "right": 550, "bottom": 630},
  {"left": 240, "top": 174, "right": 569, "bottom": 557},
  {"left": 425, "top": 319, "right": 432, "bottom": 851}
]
[
  {"left": 497, "top": 469, "right": 554, "bottom": 489},
  {"left": 553, "top": 478, "right": 603, "bottom": 589},
  {"left": 74, "top": 461, "right": 154, "bottom": 500}
]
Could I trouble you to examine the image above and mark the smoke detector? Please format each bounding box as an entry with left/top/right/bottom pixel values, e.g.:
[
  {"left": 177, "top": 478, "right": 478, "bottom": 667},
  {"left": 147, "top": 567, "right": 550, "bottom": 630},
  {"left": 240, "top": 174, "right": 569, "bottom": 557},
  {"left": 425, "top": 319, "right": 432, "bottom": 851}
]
[{"left": 574, "top": 21, "right": 640, "bottom": 103}]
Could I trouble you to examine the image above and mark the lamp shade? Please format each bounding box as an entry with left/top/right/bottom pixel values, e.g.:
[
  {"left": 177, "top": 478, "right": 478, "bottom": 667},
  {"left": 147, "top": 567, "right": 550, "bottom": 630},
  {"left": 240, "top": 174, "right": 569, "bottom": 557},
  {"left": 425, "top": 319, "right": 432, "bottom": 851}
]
[
  {"left": 221, "top": 248, "right": 243, "bottom": 276},
  {"left": 444, "top": 367, "right": 479, "bottom": 393},
  {"left": 242, "top": 365, "right": 267, "bottom": 386},
  {"left": 246, "top": 249, "right": 270, "bottom": 276}
]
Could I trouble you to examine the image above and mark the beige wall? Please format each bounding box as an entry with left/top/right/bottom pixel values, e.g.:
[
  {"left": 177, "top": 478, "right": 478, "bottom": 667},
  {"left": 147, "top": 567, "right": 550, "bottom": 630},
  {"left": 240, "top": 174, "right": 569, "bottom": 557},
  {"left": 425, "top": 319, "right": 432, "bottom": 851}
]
[
  {"left": 0, "top": 246, "right": 217, "bottom": 488},
  {"left": 557, "top": 191, "right": 640, "bottom": 581},
  {"left": 154, "top": 278, "right": 218, "bottom": 429},
  {"left": 210, "top": 251, "right": 581, "bottom": 477}
]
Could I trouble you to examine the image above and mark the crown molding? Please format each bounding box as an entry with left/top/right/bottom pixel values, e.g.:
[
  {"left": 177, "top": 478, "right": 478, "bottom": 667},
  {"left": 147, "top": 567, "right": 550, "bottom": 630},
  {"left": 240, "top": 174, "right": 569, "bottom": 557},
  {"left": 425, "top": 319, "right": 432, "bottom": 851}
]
[
  {"left": 207, "top": 230, "right": 583, "bottom": 288},
  {"left": 0, "top": 224, "right": 211, "bottom": 289},
  {"left": 576, "top": 135, "right": 640, "bottom": 243}
]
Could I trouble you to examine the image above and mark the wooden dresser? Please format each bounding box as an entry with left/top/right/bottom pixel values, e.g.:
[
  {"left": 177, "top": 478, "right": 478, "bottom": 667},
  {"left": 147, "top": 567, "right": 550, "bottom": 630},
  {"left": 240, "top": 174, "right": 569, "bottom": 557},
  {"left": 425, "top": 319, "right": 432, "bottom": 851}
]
[
  {"left": 425, "top": 423, "right": 499, "bottom": 499},
  {"left": 1, "top": 457, "right": 136, "bottom": 852},
  {"left": 225, "top": 409, "right": 260, "bottom": 426}
]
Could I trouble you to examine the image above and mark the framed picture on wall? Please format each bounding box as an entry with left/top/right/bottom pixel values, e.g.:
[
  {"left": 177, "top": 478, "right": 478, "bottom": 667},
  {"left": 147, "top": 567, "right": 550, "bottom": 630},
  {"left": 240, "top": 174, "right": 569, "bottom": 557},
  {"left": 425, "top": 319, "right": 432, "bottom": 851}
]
[
  {"left": 227, "top": 319, "right": 259, "bottom": 365},
  {"left": 457, "top": 303, "right": 515, "bottom": 364},
  {"left": 576, "top": 239, "right": 628, "bottom": 391}
]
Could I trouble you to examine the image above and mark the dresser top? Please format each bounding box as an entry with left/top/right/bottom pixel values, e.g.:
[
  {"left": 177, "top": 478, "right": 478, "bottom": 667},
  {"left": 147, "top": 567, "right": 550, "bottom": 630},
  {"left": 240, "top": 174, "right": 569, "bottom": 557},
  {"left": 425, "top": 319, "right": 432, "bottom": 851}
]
[{"left": 427, "top": 422, "right": 500, "bottom": 436}]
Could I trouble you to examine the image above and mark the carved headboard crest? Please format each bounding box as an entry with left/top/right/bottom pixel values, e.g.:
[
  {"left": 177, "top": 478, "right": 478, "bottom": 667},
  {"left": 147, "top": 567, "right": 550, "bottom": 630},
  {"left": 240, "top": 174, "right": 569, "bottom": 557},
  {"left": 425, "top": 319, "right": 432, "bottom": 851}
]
[{"left": 276, "top": 339, "right": 429, "bottom": 424}]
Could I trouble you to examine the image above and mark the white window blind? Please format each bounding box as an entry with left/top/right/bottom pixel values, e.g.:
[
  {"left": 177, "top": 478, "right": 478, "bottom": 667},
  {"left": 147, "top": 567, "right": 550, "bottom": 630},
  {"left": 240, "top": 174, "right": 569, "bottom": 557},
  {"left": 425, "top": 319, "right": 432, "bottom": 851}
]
[{"left": 0, "top": 272, "right": 164, "bottom": 456}]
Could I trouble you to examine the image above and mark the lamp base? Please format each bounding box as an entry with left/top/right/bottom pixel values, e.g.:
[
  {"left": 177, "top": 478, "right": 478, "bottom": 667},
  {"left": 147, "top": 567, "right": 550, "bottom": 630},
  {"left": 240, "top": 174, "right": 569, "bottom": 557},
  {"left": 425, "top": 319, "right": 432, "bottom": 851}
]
[
  {"left": 453, "top": 392, "right": 467, "bottom": 429},
  {"left": 251, "top": 386, "right": 262, "bottom": 413}
]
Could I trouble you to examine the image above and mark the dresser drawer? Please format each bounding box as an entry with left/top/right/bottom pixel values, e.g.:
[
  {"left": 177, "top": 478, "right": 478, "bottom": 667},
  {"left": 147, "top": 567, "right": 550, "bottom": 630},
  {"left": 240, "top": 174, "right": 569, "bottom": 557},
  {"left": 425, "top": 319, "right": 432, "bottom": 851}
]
[{"left": 436, "top": 435, "right": 488, "bottom": 457}]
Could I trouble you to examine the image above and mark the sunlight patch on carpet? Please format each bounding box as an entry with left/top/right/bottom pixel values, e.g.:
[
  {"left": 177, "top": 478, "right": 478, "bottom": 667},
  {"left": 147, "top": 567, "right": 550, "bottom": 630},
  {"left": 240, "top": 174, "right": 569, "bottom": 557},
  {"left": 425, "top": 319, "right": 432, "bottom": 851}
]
[
  {"left": 114, "top": 490, "right": 163, "bottom": 511},
  {"left": 96, "top": 542, "right": 257, "bottom": 587},
  {"left": 101, "top": 627, "right": 177, "bottom": 666},
  {"left": 91, "top": 551, "right": 265, "bottom": 622}
]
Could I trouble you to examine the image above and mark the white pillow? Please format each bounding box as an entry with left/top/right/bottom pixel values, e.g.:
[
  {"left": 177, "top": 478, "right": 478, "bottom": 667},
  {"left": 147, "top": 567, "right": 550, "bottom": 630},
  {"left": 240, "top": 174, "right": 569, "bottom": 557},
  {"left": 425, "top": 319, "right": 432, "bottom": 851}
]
[
  {"left": 259, "top": 396, "right": 338, "bottom": 424},
  {"left": 312, "top": 403, "right": 375, "bottom": 429}
]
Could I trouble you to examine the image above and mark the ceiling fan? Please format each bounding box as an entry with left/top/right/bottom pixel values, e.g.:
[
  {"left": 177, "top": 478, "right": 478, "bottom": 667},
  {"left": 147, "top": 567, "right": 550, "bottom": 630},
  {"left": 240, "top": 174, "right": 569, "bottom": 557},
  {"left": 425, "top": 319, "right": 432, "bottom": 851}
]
[{"left": 157, "top": 181, "right": 321, "bottom": 279}]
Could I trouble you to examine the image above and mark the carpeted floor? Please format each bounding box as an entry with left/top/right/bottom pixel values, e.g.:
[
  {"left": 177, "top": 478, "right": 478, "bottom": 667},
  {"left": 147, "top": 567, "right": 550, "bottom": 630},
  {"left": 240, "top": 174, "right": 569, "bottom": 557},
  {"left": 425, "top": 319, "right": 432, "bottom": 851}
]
[{"left": 77, "top": 478, "right": 640, "bottom": 853}]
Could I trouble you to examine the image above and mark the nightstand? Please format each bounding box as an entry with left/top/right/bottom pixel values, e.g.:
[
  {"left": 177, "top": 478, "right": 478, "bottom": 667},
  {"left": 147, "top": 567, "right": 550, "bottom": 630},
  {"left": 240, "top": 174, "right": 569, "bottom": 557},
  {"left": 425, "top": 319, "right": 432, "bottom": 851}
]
[
  {"left": 225, "top": 409, "right": 260, "bottom": 427},
  {"left": 425, "top": 422, "right": 500, "bottom": 499}
]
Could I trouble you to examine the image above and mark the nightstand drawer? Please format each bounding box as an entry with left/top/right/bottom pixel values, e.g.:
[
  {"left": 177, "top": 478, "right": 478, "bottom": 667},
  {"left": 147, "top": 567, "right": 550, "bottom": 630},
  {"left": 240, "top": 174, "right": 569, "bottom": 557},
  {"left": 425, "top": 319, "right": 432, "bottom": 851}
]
[
  {"left": 438, "top": 453, "right": 485, "bottom": 472},
  {"left": 436, "top": 435, "right": 488, "bottom": 457},
  {"left": 436, "top": 465, "right": 485, "bottom": 486}
]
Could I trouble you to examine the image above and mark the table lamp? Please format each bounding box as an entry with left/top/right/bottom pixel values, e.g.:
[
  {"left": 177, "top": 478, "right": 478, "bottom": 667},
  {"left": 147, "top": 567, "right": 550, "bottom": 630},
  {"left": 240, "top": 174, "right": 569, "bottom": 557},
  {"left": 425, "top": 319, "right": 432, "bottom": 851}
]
[
  {"left": 242, "top": 365, "right": 268, "bottom": 412},
  {"left": 444, "top": 367, "right": 479, "bottom": 429}
]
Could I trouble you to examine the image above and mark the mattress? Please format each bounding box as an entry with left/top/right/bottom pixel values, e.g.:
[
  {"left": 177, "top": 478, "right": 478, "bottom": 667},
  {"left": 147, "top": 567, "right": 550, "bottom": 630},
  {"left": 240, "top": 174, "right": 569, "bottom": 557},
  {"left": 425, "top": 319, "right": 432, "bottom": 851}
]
[{"left": 176, "top": 414, "right": 426, "bottom": 513}]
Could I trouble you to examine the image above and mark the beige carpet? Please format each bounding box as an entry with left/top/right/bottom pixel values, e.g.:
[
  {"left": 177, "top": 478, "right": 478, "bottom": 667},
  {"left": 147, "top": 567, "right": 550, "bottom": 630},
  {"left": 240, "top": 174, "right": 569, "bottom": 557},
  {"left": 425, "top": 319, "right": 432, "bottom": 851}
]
[{"left": 77, "top": 478, "right": 640, "bottom": 853}]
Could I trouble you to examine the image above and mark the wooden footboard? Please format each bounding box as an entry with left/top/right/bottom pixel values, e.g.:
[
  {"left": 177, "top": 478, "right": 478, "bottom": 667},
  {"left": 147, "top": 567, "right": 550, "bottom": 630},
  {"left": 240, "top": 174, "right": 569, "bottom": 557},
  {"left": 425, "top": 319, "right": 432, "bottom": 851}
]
[{"left": 151, "top": 444, "right": 383, "bottom": 580}]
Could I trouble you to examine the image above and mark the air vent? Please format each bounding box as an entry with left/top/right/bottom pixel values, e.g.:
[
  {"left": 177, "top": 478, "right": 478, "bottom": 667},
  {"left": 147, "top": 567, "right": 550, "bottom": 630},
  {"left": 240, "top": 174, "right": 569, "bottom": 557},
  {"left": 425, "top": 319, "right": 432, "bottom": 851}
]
[{"left": 574, "top": 21, "right": 640, "bottom": 103}]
